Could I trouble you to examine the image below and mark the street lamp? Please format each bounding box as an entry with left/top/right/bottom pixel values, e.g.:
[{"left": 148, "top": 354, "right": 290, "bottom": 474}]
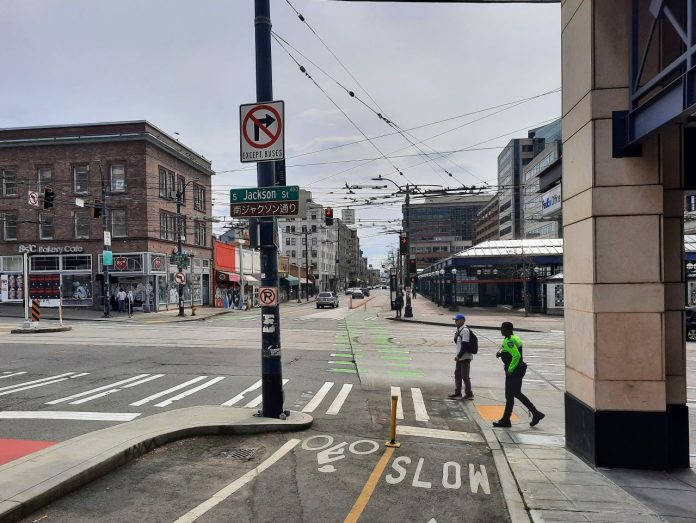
[
  {"left": 449, "top": 268, "right": 458, "bottom": 312},
  {"left": 439, "top": 269, "right": 445, "bottom": 307},
  {"left": 176, "top": 177, "right": 199, "bottom": 317}
]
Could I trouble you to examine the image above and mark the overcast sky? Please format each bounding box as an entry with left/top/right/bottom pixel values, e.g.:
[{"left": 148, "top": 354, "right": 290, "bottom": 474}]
[{"left": 1, "top": 0, "right": 561, "bottom": 266}]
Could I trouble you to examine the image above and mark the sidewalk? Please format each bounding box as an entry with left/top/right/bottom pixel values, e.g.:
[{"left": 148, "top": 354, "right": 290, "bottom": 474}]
[{"left": 428, "top": 306, "right": 696, "bottom": 521}]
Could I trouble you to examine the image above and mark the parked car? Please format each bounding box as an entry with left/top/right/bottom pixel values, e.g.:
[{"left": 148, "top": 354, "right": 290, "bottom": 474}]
[
  {"left": 360, "top": 287, "right": 371, "bottom": 297},
  {"left": 345, "top": 288, "right": 356, "bottom": 296},
  {"left": 351, "top": 290, "right": 365, "bottom": 300},
  {"left": 687, "top": 307, "right": 696, "bottom": 341},
  {"left": 317, "top": 292, "right": 339, "bottom": 309}
]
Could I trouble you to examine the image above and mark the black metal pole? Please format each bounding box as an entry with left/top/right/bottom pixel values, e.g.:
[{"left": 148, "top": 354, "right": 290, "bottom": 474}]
[
  {"left": 255, "top": 0, "right": 283, "bottom": 418},
  {"left": 305, "top": 230, "right": 310, "bottom": 302},
  {"left": 98, "top": 163, "right": 111, "bottom": 318},
  {"left": 404, "top": 187, "right": 413, "bottom": 318},
  {"left": 177, "top": 191, "right": 185, "bottom": 317}
]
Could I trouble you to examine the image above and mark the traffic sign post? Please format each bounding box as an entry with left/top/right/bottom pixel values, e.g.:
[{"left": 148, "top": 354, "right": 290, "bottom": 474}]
[
  {"left": 230, "top": 185, "right": 300, "bottom": 218},
  {"left": 240, "top": 100, "right": 285, "bottom": 163}
]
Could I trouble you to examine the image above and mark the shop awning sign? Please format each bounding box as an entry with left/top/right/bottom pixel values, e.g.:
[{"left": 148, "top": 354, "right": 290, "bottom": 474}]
[{"left": 240, "top": 100, "right": 284, "bottom": 163}]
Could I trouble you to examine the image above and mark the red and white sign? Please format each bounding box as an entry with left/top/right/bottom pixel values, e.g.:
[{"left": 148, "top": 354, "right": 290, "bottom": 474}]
[
  {"left": 115, "top": 257, "right": 127, "bottom": 271},
  {"left": 174, "top": 272, "right": 186, "bottom": 285},
  {"left": 258, "top": 286, "right": 278, "bottom": 307},
  {"left": 28, "top": 191, "right": 39, "bottom": 207},
  {"left": 240, "top": 100, "right": 285, "bottom": 163}
]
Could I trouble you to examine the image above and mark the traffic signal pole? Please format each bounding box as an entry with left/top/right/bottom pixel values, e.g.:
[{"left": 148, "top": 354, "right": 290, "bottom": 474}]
[
  {"left": 255, "top": 0, "right": 284, "bottom": 419},
  {"left": 403, "top": 186, "right": 413, "bottom": 318},
  {"left": 97, "top": 163, "right": 111, "bottom": 318}
]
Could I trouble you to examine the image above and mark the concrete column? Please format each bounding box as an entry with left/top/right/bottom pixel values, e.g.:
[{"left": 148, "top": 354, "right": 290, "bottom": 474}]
[{"left": 561, "top": 0, "right": 689, "bottom": 468}]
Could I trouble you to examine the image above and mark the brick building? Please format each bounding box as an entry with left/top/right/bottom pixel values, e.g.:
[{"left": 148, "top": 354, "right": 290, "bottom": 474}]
[
  {"left": 474, "top": 194, "right": 500, "bottom": 245},
  {"left": 0, "top": 121, "right": 213, "bottom": 311}
]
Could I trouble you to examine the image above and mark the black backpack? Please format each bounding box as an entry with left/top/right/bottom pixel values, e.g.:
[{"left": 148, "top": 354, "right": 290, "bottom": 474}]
[{"left": 467, "top": 328, "right": 479, "bottom": 354}]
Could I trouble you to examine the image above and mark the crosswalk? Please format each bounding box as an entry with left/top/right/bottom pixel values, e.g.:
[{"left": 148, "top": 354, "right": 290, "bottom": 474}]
[{"left": 0, "top": 369, "right": 443, "bottom": 424}]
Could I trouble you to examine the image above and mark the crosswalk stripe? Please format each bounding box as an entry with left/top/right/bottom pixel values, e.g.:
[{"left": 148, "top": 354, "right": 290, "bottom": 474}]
[
  {"left": 391, "top": 386, "right": 404, "bottom": 419},
  {"left": 302, "top": 382, "right": 334, "bottom": 413},
  {"left": 0, "top": 372, "right": 27, "bottom": 380},
  {"left": 0, "top": 411, "right": 141, "bottom": 422},
  {"left": 221, "top": 379, "right": 262, "bottom": 407},
  {"left": 47, "top": 374, "right": 151, "bottom": 405},
  {"left": 410, "top": 388, "right": 429, "bottom": 421},
  {"left": 243, "top": 379, "right": 290, "bottom": 408},
  {"left": 121, "top": 374, "right": 166, "bottom": 389},
  {"left": 0, "top": 373, "right": 76, "bottom": 393},
  {"left": 154, "top": 377, "right": 226, "bottom": 408},
  {"left": 68, "top": 375, "right": 167, "bottom": 405},
  {"left": 326, "top": 384, "right": 352, "bottom": 415},
  {"left": 130, "top": 376, "right": 209, "bottom": 407}
]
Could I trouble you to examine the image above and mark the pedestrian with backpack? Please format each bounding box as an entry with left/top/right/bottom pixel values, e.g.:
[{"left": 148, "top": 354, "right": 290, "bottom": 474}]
[{"left": 449, "top": 313, "right": 477, "bottom": 400}]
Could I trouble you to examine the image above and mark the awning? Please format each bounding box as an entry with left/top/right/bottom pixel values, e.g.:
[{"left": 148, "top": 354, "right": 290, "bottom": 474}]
[
  {"left": 299, "top": 277, "right": 313, "bottom": 284},
  {"left": 282, "top": 275, "right": 300, "bottom": 286},
  {"left": 216, "top": 271, "right": 240, "bottom": 283},
  {"left": 243, "top": 275, "right": 260, "bottom": 285}
]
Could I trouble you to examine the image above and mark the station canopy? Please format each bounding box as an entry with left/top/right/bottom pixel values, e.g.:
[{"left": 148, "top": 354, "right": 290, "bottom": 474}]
[{"left": 454, "top": 239, "right": 563, "bottom": 259}]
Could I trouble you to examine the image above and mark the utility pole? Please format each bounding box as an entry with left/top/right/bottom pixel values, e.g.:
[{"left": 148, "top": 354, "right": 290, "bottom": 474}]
[
  {"left": 305, "top": 229, "right": 310, "bottom": 301},
  {"left": 98, "top": 163, "right": 111, "bottom": 318},
  {"left": 403, "top": 185, "right": 413, "bottom": 318},
  {"left": 176, "top": 189, "right": 185, "bottom": 317},
  {"left": 255, "top": 0, "right": 283, "bottom": 419}
]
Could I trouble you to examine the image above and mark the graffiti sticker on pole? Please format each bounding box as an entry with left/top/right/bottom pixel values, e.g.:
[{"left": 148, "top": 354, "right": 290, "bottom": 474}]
[
  {"left": 258, "top": 286, "right": 278, "bottom": 306},
  {"left": 240, "top": 100, "right": 285, "bottom": 163}
]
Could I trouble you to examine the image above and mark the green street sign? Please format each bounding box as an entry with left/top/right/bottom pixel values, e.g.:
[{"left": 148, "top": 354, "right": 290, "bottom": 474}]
[
  {"left": 230, "top": 185, "right": 299, "bottom": 204},
  {"left": 103, "top": 250, "right": 113, "bottom": 265}
]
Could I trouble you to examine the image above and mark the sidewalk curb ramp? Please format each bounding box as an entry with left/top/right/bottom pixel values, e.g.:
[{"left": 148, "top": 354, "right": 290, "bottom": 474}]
[
  {"left": 386, "top": 317, "right": 541, "bottom": 333},
  {"left": 0, "top": 406, "right": 313, "bottom": 523}
]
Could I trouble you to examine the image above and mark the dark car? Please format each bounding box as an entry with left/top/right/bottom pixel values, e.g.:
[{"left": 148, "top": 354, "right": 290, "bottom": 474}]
[
  {"left": 360, "top": 287, "right": 371, "bottom": 297},
  {"left": 687, "top": 307, "right": 696, "bottom": 342}
]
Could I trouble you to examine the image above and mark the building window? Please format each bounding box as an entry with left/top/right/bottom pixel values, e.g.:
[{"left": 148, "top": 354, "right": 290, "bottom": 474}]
[
  {"left": 195, "top": 220, "right": 206, "bottom": 246},
  {"left": 160, "top": 212, "right": 176, "bottom": 241},
  {"left": 291, "top": 250, "right": 296, "bottom": 257},
  {"left": 291, "top": 226, "right": 296, "bottom": 233},
  {"left": 285, "top": 225, "right": 290, "bottom": 233},
  {"left": 1, "top": 168, "right": 17, "bottom": 197},
  {"left": 74, "top": 210, "right": 90, "bottom": 239},
  {"left": 302, "top": 237, "right": 306, "bottom": 245},
  {"left": 39, "top": 213, "right": 53, "bottom": 240},
  {"left": 291, "top": 237, "right": 296, "bottom": 245},
  {"left": 177, "top": 175, "right": 186, "bottom": 204},
  {"left": 159, "top": 168, "right": 175, "bottom": 199},
  {"left": 112, "top": 209, "right": 126, "bottom": 237},
  {"left": 63, "top": 255, "right": 91, "bottom": 271},
  {"left": 311, "top": 225, "right": 317, "bottom": 233},
  {"left": 687, "top": 195, "right": 696, "bottom": 212},
  {"left": 312, "top": 250, "right": 318, "bottom": 258},
  {"left": 311, "top": 214, "right": 317, "bottom": 220},
  {"left": 37, "top": 168, "right": 52, "bottom": 193},
  {"left": 31, "top": 256, "right": 59, "bottom": 272},
  {"left": 111, "top": 164, "right": 126, "bottom": 192},
  {"left": 285, "top": 237, "right": 290, "bottom": 246},
  {"left": 312, "top": 237, "right": 318, "bottom": 246},
  {"left": 73, "top": 165, "right": 89, "bottom": 194},
  {"left": 2, "top": 213, "right": 17, "bottom": 240},
  {"left": 194, "top": 184, "right": 205, "bottom": 211},
  {"left": 302, "top": 225, "right": 307, "bottom": 233}
]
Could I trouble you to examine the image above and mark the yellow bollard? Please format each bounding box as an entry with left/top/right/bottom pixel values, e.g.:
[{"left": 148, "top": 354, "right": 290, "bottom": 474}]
[{"left": 385, "top": 395, "right": 401, "bottom": 448}]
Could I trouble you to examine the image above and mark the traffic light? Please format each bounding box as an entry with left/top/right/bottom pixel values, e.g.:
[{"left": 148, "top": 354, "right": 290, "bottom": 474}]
[
  {"left": 93, "top": 199, "right": 102, "bottom": 218},
  {"left": 408, "top": 258, "right": 417, "bottom": 274},
  {"left": 399, "top": 234, "right": 408, "bottom": 255},
  {"left": 42, "top": 187, "right": 55, "bottom": 210},
  {"left": 324, "top": 207, "right": 334, "bottom": 226}
]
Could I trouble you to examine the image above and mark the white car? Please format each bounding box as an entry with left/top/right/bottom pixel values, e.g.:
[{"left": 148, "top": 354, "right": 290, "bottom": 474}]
[{"left": 317, "top": 292, "right": 339, "bottom": 309}]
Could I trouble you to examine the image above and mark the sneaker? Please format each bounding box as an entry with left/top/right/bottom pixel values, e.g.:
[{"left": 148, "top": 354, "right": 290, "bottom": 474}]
[
  {"left": 463, "top": 394, "right": 475, "bottom": 400},
  {"left": 448, "top": 393, "right": 462, "bottom": 399},
  {"left": 492, "top": 419, "right": 512, "bottom": 428},
  {"left": 530, "top": 411, "right": 545, "bottom": 427}
]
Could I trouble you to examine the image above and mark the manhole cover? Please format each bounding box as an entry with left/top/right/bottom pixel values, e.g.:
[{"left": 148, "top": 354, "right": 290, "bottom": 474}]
[{"left": 219, "top": 448, "right": 257, "bottom": 461}]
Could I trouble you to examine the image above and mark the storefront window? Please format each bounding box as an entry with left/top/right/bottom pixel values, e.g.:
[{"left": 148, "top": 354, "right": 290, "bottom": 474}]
[
  {"left": 31, "top": 256, "right": 59, "bottom": 271},
  {"left": 63, "top": 255, "right": 92, "bottom": 271},
  {"left": 2, "top": 256, "right": 23, "bottom": 272},
  {"left": 62, "top": 274, "right": 93, "bottom": 306}
]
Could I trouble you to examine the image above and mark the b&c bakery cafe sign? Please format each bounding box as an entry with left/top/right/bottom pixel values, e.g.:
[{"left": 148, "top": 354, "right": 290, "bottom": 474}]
[{"left": 18, "top": 244, "right": 85, "bottom": 254}]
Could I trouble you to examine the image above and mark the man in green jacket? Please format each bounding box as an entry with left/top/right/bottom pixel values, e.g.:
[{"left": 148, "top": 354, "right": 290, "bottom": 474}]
[{"left": 493, "top": 321, "right": 545, "bottom": 428}]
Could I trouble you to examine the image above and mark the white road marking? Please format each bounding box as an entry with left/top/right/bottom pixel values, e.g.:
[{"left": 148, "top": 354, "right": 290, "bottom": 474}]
[
  {"left": 302, "top": 382, "right": 335, "bottom": 413},
  {"left": 130, "top": 376, "right": 208, "bottom": 407},
  {"left": 71, "top": 373, "right": 91, "bottom": 378},
  {"left": 221, "top": 379, "right": 262, "bottom": 407},
  {"left": 0, "top": 372, "right": 27, "bottom": 379},
  {"left": 154, "top": 377, "right": 226, "bottom": 408},
  {"left": 397, "top": 425, "right": 484, "bottom": 443},
  {"left": 69, "top": 375, "right": 164, "bottom": 405},
  {"left": 326, "top": 384, "right": 353, "bottom": 415},
  {"left": 391, "top": 386, "right": 404, "bottom": 420},
  {"left": 47, "top": 374, "right": 151, "bottom": 405},
  {"left": 410, "top": 388, "right": 430, "bottom": 422},
  {"left": 174, "top": 438, "right": 301, "bottom": 523},
  {"left": 243, "top": 379, "right": 290, "bottom": 409},
  {"left": 121, "top": 374, "right": 166, "bottom": 388},
  {"left": 0, "top": 373, "right": 81, "bottom": 396},
  {"left": 0, "top": 372, "right": 75, "bottom": 392},
  {"left": 0, "top": 411, "right": 141, "bottom": 422}
]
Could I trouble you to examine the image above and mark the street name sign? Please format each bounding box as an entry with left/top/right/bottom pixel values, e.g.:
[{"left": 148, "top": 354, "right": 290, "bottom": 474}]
[
  {"left": 230, "top": 185, "right": 300, "bottom": 218},
  {"left": 240, "top": 100, "right": 284, "bottom": 163}
]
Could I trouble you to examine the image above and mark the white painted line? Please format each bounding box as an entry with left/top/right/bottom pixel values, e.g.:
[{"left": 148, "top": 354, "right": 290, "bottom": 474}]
[
  {"left": 326, "top": 384, "right": 352, "bottom": 415},
  {"left": 174, "top": 438, "right": 301, "bottom": 523},
  {"left": 0, "top": 372, "right": 27, "bottom": 380},
  {"left": 0, "top": 372, "right": 75, "bottom": 392},
  {"left": 0, "top": 411, "right": 141, "bottom": 422},
  {"left": 221, "top": 379, "right": 262, "bottom": 407},
  {"left": 130, "top": 376, "right": 208, "bottom": 407},
  {"left": 391, "top": 386, "right": 404, "bottom": 420},
  {"left": 46, "top": 374, "right": 151, "bottom": 405},
  {"left": 411, "top": 388, "right": 430, "bottom": 422},
  {"left": 243, "top": 379, "right": 289, "bottom": 408},
  {"left": 70, "top": 389, "right": 120, "bottom": 405},
  {"left": 71, "top": 373, "right": 91, "bottom": 378},
  {"left": 121, "top": 374, "right": 166, "bottom": 388},
  {"left": 154, "top": 377, "right": 226, "bottom": 408},
  {"left": 397, "top": 425, "right": 484, "bottom": 443},
  {"left": 302, "top": 382, "right": 335, "bottom": 413},
  {"left": 0, "top": 377, "right": 76, "bottom": 397}
]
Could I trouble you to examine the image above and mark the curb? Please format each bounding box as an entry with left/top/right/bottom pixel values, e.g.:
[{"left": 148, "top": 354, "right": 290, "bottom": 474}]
[
  {"left": 385, "top": 317, "right": 541, "bottom": 333},
  {"left": 10, "top": 326, "right": 73, "bottom": 334},
  {"left": 0, "top": 406, "right": 313, "bottom": 523},
  {"left": 462, "top": 402, "right": 530, "bottom": 523}
]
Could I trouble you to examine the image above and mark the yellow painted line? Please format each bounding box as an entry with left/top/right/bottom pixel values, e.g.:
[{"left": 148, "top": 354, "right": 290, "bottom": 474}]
[{"left": 344, "top": 446, "right": 395, "bottom": 523}]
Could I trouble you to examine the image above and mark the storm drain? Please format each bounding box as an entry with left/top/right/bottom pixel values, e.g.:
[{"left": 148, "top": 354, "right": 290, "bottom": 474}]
[{"left": 219, "top": 448, "right": 257, "bottom": 461}]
